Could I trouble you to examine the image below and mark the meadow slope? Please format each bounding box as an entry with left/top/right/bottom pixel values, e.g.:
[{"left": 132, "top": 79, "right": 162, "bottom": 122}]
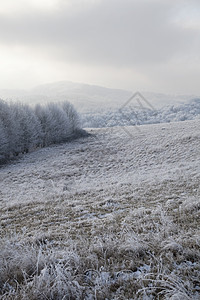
[{"left": 0, "top": 120, "right": 200, "bottom": 299}]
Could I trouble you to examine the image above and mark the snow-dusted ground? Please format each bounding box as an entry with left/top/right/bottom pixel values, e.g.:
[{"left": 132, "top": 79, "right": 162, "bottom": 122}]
[{"left": 0, "top": 120, "right": 200, "bottom": 299}]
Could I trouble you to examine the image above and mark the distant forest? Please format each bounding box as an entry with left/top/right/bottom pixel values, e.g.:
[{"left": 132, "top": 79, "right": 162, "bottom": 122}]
[{"left": 82, "top": 98, "right": 200, "bottom": 128}]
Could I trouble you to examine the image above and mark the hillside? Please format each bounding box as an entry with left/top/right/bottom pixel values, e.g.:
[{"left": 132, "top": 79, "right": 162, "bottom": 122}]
[
  {"left": 0, "top": 81, "right": 197, "bottom": 113},
  {"left": 0, "top": 120, "right": 200, "bottom": 299},
  {"left": 1, "top": 81, "right": 200, "bottom": 130}
]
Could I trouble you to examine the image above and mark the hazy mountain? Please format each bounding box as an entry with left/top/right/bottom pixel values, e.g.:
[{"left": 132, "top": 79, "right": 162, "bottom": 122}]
[{"left": 0, "top": 81, "right": 198, "bottom": 113}]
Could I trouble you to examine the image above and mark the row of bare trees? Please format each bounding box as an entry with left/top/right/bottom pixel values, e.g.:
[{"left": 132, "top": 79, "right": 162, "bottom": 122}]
[{"left": 0, "top": 100, "right": 81, "bottom": 162}]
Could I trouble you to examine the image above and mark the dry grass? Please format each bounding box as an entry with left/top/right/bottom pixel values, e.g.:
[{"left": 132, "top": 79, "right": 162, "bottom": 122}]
[
  {"left": 0, "top": 121, "right": 200, "bottom": 299},
  {"left": 1, "top": 187, "right": 199, "bottom": 299}
]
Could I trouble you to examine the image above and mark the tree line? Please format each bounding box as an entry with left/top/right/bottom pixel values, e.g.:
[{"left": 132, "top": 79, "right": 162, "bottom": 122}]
[
  {"left": 82, "top": 98, "right": 200, "bottom": 128},
  {"left": 0, "top": 100, "right": 81, "bottom": 162}
]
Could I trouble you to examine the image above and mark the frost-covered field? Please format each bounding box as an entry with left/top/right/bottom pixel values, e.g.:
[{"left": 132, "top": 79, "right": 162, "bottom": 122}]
[{"left": 0, "top": 120, "right": 200, "bottom": 299}]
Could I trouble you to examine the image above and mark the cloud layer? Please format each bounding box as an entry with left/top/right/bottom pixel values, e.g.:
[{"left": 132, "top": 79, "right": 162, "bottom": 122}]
[{"left": 0, "top": 0, "right": 200, "bottom": 94}]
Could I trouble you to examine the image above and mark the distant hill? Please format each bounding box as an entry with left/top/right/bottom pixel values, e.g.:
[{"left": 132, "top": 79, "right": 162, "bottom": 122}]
[{"left": 0, "top": 81, "right": 198, "bottom": 114}]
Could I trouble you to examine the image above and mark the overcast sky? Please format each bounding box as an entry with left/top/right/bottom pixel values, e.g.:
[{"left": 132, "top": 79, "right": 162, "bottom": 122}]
[{"left": 0, "top": 0, "right": 200, "bottom": 94}]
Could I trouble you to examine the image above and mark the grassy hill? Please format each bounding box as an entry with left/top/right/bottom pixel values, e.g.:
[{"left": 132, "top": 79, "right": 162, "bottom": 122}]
[{"left": 0, "top": 120, "right": 200, "bottom": 299}]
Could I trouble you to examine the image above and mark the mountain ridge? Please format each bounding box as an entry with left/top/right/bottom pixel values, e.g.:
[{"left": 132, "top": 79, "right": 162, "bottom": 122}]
[{"left": 0, "top": 80, "right": 198, "bottom": 113}]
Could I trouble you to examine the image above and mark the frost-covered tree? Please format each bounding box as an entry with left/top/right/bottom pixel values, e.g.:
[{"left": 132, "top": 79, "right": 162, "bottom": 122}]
[
  {"left": 0, "top": 99, "right": 17, "bottom": 157},
  {"left": 61, "top": 101, "right": 80, "bottom": 132},
  {"left": 0, "top": 119, "right": 9, "bottom": 161},
  {"left": 45, "top": 103, "right": 71, "bottom": 144},
  {"left": 0, "top": 99, "right": 82, "bottom": 163},
  {"left": 34, "top": 104, "right": 48, "bottom": 147},
  {"left": 35, "top": 102, "right": 81, "bottom": 146},
  {"left": 12, "top": 103, "right": 43, "bottom": 153}
]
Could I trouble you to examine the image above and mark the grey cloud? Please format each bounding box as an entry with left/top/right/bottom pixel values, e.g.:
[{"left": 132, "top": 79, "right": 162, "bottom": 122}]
[{"left": 0, "top": 0, "right": 199, "bottom": 68}]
